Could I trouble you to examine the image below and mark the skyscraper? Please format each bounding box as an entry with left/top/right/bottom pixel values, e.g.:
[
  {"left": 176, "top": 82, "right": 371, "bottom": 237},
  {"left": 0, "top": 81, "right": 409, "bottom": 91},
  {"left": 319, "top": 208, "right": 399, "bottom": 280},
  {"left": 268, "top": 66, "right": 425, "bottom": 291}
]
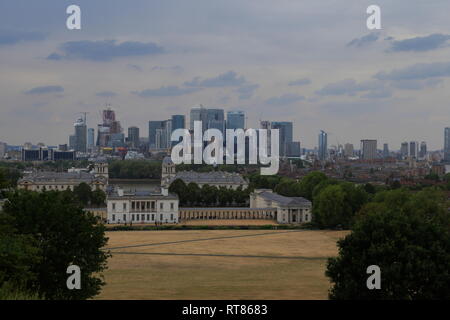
[
  {"left": 445, "top": 128, "right": 450, "bottom": 162},
  {"left": 409, "top": 141, "right": 419, "bottom": 158},
  {"left": 97, "top": 108, "right": 122, "bottom": 147},
  {"left": 148, "top": 121, "right": 166, "bottom": 149},
  {"left": 128, "top": 126, "right": 140, "bottom": 149},
  {"left": 227, "top": 111, "right": 245, "bottom": 130},
  {"left": 87, "top": 128, "right": 95, "bottom": 150},
  {"left": 400, "top": 142, "right": 409, "bottom": 159},
  {"left": 419, "top": 141, "right": 427, "bottom": 159},
  {"left": 318, "top": 130, "right": 328, "bottom": 161},
  {"left": 271, "top": 122, "right": 293, "bottom": 157},
  {"left": 190, "top": 105, "right": 208, "bottom": 132},
  {"left": 344, "top": 143, "right": 354, "bottom": 158},
  {"left": 74, "top": 117, "right": 87, "bottom": 153},
  {"left": 383, "top": 143, "right": 389, "bottom": 158},
  {"left": 360, "top": 140, "right": 377, "bottom": 160}
]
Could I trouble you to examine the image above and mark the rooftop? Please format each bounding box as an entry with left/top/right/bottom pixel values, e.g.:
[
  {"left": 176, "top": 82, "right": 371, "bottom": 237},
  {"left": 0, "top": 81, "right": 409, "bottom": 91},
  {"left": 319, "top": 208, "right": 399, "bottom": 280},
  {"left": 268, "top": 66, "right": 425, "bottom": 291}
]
[
  {"left": 257, "top": 191, "right": 311, "bottom": 206},
  {"left": 171, "top": 171, "right": 248, "bottom": 185}
]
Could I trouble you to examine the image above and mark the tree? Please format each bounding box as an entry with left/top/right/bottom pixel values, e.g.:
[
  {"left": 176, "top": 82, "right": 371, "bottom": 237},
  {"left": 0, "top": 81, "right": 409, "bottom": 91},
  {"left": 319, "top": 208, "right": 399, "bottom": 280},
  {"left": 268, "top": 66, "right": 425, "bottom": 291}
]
[
  {"left": 73, "top": 182, "right": 92, "bottom": 206},
  {"left": 186, "top": 182, "right": 201, "bottom": 206},
  {"left": 201, "top": 185, "right": 218, "bottom": 206},
  {"left": 313, "top": 185, "right": 350, "bottom": 228},
  {"left": 326, "top": 188, "right": 450, "bottom": 299},
  {"left": 298, "top": 171, "right": 328, "bottom": 200},
  {"left": 2, "top": 190, "right": 110, "bottom": 300},
  {"left": 90, "top": 189, "right": 106, "bottom": 206},
  {"left": 169, "top": 179, "right": 188, "bottom": 206}
]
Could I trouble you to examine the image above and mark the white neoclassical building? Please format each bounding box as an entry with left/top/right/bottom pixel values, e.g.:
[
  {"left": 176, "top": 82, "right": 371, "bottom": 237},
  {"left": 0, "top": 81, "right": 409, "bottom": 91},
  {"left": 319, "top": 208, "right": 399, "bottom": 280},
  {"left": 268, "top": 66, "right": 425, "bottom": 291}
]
[
  {"left": 17, "top": 162, "right": 108, "bottom": 192},
  {"left": 107, "top": 187, "right": 179, "bottom": 224},
  {"left": 250, "top": 189, "right": 312, "bottom": 224}
]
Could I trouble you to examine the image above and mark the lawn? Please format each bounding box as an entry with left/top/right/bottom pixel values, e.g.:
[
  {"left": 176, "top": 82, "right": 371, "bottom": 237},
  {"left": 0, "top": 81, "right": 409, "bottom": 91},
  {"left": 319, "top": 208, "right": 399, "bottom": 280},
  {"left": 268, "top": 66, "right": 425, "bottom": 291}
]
[{"left": 96, "top": 229, "right": 348, "bottom": 300}]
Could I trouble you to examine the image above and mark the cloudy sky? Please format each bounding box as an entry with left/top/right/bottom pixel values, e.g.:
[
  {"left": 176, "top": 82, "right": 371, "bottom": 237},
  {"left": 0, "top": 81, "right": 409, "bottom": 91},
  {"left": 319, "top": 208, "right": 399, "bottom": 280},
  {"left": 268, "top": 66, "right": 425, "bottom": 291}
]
[{"left": 1, "top": 0, "right": 450, "bottom": 149}]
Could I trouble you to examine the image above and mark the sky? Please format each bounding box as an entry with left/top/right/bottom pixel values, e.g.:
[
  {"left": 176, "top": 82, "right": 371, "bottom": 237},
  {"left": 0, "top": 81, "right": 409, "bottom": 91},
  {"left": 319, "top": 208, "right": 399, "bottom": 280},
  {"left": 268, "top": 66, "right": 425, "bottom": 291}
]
[{"left": 1, "top": 0, "right": 450, "bottom": 150}]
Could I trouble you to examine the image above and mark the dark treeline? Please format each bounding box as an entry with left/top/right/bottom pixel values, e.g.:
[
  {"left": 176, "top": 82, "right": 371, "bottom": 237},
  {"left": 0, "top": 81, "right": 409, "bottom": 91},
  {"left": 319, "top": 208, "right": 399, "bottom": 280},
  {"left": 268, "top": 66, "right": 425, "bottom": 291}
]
[
  {"left": 108, "top": 160, "right": 161, "bottom": 179},
  {"left": 169, "top": 179, "right": 249, "bottom": 207}
]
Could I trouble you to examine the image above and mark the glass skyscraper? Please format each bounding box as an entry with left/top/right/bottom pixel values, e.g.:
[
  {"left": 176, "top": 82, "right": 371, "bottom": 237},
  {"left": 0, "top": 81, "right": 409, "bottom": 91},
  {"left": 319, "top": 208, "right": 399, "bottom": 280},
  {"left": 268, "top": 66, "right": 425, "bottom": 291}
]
[
  {"left": 227, "top": 111, "right": 245, "bottom": 130},
  {"left": 318, "top": 130, "right": 328, "bottom": 161}
]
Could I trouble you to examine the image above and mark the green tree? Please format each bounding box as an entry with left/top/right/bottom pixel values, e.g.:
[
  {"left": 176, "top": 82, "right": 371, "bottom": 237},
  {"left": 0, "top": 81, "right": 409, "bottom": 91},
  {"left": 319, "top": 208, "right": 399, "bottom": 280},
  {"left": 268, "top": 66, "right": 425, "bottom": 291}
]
[
  {"left": 298, "top": 171, "right": 328, "bottom": 200},
  {"left": 313, "top": 185, "right": 350, "bottom": 228},
  {"left": 73, "top": 182, "right": 92, "bottom": 206},
  {"left": 201, "top": 185, "right": 218, "bottom": 206},
  {"left": 169, "top": 179, "right": 188, "bottom": 206},
  {"left": 186, "top": 182, "right": 201, "bottom": 206},
  {"left": 90, "top": 189, "right": 106, "bottom": 207},
  {"left": 326, "top": 188, "right": 450, "bottom": 299},
  {"left": 2, "top": 190, "right": 110, "bottom": 300}
]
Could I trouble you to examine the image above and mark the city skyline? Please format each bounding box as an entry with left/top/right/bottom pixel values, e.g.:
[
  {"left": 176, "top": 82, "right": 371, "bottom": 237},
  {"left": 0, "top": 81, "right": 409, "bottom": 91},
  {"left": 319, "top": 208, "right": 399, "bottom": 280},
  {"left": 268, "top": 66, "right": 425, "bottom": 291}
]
[{"left": 2, "top": 1, "right": 450, "bottom": 149}]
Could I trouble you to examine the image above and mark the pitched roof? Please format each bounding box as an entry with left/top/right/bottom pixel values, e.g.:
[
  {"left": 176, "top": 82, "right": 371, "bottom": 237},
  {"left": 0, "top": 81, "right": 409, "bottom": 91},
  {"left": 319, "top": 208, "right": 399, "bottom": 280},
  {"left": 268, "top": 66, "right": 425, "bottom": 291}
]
[
  {"left": 171, "top": 171, "right": 248, "bottom": 185},
  {"left": 258, "top": 191, "right": 311, "bottom": 206}
]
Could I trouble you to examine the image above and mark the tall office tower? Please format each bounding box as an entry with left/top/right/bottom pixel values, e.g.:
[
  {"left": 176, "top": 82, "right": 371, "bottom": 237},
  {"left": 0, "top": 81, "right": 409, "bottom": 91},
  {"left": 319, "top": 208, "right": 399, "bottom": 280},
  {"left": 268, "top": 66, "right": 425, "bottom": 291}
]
[
  {"left": 87, "top": 128, "right": 95, "bottom": 150},
  {"left": 74, "top": 117, "right": 87, "bottom": 153},
  {"left": 227, "top": 111, "right": 245, "bottom": 130},
  {"left": 409, "top": 141, "right": 419, "bottom": 158},
  {"left": 419, "top": 141, "right": 427, "bottom": 159},
  {"left": 344, "top": 143, "right": 354, "bottom": 158},
  {"left": 0, "top": 141, "right": 7, "bottom": 158},
  {"left": 97, "top": 107, "right": 122, "bottom": 147},
  {"left": 69, "top": 135, "right": 76, "bottom": 150},
  {"left": 190, "top": 105, "right": 208, "bottom": 132},
  {"left": 260, "top": 121, "right": 272, "bottom": 156},
  {"left": 148, "top": 121, "right": 166, "bottom": 149},
  {"left": 171, "top": 115, "right": 185, "bottom": 146},
  {"left": 445, "top": 127, "right": 450, "bottom": 162},
  {"left": 400, "top": 142, "right": 409, "bottom": 159},
  {"left": 383, "top": 143, "right": 389, "bottom": 158},
  {"left": 207, "top": 108, "right": 225, "bottom": 136},
  {"left": 171, "top": 115, "right": 185, "bottom": 131},
  {"left": 318, "top": 130, "right": 328, "bottom": 161},
  {"left": 128, "top": 126, "right": 140, "bottom": 149},
  {"left": 360, "top": 139, "right": 378, "bottom": 160},
  {"left": 271, "top": 122, "right": 293, "bottom": 157}
]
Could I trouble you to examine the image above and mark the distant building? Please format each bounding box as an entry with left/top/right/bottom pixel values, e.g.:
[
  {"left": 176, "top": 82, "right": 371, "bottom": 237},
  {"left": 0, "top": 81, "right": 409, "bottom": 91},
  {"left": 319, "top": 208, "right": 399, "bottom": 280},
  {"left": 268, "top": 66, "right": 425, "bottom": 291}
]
[
  {"left": 18, "top": 162, "right": 108, "bottom": 192},
  {"left": 127, "top": 126, "right": 140, "bottom": 149},
  {"left": 318, "top": 130, "right": 328, "bottom": 161},
  {"left": 360, "top": 140, "right": 377, "bottom": 160},
  {"left": 250, "top": 189, "right": 312, "bottom": 224},
  {"left": 161, "top": 157, "right": 248, "bottom": 190},
  {"left": 409, "top": 141, "right": 419, "bottom": 159},
  {"left": 344, "top": 143, "right": 354, "bottom": 158},
  {"left": 106, "top": 188, "right": 179, "bottom": 224},
  {"left": 74, "top": 117, "right": 87, "bottom": 153},
  {"left": 190, "top": 105, "right": 209, "bottom": 132},
  {"left": 400, "top": 142, "right": 409, "bottom": 159},
  {"left": 0, "top": 141, "right": 7, "bottom": 159},
  {"left": 271, "top": 122, "right": 293, "bottom": 157},
  {"left": 87, "top": 128, "right": 95, "bottom": 150},
  {"left": 383, "top": 143, "right": 389, "bottom": 158},
  {"left": 227, "top": 111, "right": 245, "bottom": 130},
  {"left": 445, "top": 127, "right": 450, "bottom": 162},
  {"left": 419, "top": 141, "right": 427, "bottom": 159}
]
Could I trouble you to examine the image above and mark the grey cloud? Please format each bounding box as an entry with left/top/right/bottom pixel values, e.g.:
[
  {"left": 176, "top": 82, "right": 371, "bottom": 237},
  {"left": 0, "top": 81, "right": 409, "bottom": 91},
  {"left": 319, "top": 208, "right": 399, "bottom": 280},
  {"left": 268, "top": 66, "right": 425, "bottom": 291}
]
[
  {"left": 288, "top": 78, "right": 311, "bottom": 86},
  {"left": 236, "top": 84, "right": 259, "bottom": 100},
  {"left": 127, "top": 64, "right": 143, "bottom": 72},
  {"left": 389, "top": 34, "right": 450, "bottom": 52},
  {"left": 151, "top": 65, "right": 184, "bottom": 73},
  {"left": 265, "top": 94, "right": 305, "bottom": 106},
  {"left": 316, "top": 79, "right": 379, "bottom": 96},
  {"left": 185, "top": 71, "right": 246, "bottom": 87},
  {"left": 390, "top": 79, "right": 443, "bottom": 90},
  {"left": 47, "top": 40, "right": 164, "bottom": 62},
  {"left": 132, "top": 86, "right": 199, "bottom": 97},
  {"left": 0, "top": 30, "right": 46, "bottom": 46},
  {"left": 375, "top": 62, "right": 450, "bottom": 81},
  {"left": 362, "top": 87, "right": 392, "bottom": 99},
  {"left": 24, "top": 85, "right": 64, "bottom": 95},
  {"left": 96, "top": 91, "right": 118, "bottom": 98},
  {"left": 347, "top": 33, "right": 380, "bottom": 47}
]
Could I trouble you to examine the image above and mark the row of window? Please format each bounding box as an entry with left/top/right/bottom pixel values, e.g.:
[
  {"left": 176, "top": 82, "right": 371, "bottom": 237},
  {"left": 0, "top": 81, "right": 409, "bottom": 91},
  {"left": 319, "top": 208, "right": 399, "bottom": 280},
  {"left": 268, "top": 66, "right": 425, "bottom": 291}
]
[
  {"left": 111, "top": 201, "right": 176, "bottom": 212},
  {"left": 111, "top": 213, "right": 175, "bottom": 222}
]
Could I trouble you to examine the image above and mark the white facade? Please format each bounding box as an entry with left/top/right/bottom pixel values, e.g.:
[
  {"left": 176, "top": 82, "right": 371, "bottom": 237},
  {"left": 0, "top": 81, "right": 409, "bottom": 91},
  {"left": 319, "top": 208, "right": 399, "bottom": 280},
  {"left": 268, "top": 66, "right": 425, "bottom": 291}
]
[
  {"left": 250, "top": 189, "right": 312, "bottom": 224},
  {"left": 107, "top": 189, "right": 179, "bottom": 224}
]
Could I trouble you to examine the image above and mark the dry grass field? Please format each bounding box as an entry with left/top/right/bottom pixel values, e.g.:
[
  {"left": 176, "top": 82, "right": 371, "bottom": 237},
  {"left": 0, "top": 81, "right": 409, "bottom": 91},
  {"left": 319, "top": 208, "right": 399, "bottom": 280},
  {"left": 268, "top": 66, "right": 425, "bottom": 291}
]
[{"left": 96, "top": 229, "right": 348, "bottom": 300}]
